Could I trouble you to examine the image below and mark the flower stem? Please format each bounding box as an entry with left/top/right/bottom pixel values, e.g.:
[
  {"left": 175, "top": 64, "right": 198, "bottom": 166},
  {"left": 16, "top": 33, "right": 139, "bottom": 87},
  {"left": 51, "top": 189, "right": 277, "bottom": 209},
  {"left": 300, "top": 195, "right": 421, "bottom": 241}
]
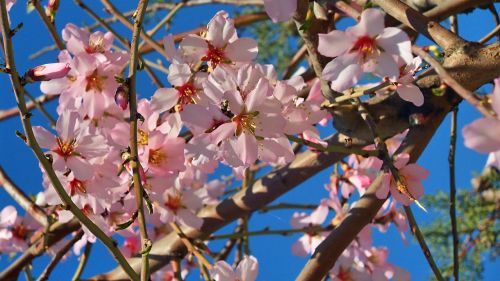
[{"left": 127, "top": 1, "right": 151, "bottom": 281}]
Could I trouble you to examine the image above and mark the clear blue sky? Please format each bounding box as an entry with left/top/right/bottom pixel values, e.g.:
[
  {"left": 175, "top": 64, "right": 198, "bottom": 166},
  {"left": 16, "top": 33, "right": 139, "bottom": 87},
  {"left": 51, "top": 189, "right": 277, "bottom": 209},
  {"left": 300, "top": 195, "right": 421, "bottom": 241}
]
[{"left": 0, "top": 1, "right": 498, "bottom": 280}]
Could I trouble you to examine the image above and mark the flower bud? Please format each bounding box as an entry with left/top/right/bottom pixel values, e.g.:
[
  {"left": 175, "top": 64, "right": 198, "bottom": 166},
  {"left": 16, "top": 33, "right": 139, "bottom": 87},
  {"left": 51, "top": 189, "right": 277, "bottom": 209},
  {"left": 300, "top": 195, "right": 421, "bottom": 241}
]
[
  {"left": 114, "top": 85, "right": 129, "bottom": 110},
  {"left": 26, "top": 63, "right": 70, "bottom": 82}
]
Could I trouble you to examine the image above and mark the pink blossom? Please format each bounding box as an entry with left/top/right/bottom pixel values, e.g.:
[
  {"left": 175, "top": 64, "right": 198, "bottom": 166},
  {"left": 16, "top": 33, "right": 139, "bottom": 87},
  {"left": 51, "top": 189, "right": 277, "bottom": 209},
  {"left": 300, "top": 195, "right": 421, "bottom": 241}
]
[
  {"left": 376, "top": 153, "right": 429, "bottom": 206},
  {"left": 462, "top": 78, "right": 500, "bottom": 170},
  {"left": 154, "top": 187, "right": 203, "bottom": 229},
  {"left": 290, "top": 200, "right": 329, "bottom": 256},
  {"left": 179, "top": 11, "right": 258, "bottom": 69},
  {"left": 318, "top": 8, "right": 412, "bottom": 91},
  {"left": 392, "top": 56, "right": 424, "bottom": 106},
  {"left": 210, "top": 255, "right": 259, "bottom": 281},
  {"left": 263, "top": 0, "right": 297, "bottom": 23},
  {"left": 150, "top": 63, "right": 208, "bottom": 113},
  {"left": 140, "top": 131, "right": 185, "bottom": 177},
  {"left": 33, "top": 111, "right": 109, "bottom": 180},
  {"left": 27, "top": 63, "right": 71, "bottom": 82}
]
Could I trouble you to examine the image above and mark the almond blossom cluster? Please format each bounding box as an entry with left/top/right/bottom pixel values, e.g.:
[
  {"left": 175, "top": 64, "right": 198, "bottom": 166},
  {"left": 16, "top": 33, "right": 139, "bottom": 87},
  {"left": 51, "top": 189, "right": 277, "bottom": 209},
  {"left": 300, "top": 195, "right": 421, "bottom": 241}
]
[
  {"left": 1, "top": 5, "right": 434, "bottom": 280},
  {"left": 21, "top": 11, "right": 326, "bottom": 267},
  {"left": 318, "top": 8, "right": 424, "bottom": 107}
]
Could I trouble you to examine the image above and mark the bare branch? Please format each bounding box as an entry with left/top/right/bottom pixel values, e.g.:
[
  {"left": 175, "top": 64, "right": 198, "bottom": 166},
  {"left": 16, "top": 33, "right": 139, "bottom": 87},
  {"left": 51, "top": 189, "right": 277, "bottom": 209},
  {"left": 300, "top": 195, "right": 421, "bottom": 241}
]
[{"left": 0, "top": 165, "right": 48, "bottom": 226}]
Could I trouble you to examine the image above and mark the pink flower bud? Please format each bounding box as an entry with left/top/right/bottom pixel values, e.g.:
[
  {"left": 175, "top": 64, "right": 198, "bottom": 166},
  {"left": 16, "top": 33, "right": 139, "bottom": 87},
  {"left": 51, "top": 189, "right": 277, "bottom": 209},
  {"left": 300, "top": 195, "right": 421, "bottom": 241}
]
[
  {"left": 48, "top": 0, "right": 59, "bottom": 10},
  {"left": 27, "top": 63, "right": 70, "bottom": 82},
  {"left": 114, "top": 86, "right": 129, "bottom": 110}
]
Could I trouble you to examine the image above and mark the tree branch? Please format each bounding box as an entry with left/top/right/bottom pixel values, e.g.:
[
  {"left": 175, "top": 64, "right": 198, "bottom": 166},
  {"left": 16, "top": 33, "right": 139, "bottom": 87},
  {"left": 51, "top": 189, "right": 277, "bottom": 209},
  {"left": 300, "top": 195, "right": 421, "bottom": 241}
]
[{"left": 0, "top": 165, "right": 48, "bottom": 226}]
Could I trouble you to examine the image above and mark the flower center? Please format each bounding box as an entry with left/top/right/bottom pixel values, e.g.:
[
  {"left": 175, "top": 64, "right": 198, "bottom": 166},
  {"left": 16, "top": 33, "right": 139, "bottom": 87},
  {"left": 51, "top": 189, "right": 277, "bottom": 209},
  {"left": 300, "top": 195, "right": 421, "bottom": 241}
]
[
  {"left": 85, "top": 36, "right": 105, "bottom": 54},
  {"left": 12, "top": 224, "right": 28, "bottom": 240},
  {"left": 85, "top": 69, "right": 107, "bottom": 92},
  {"left": 69, "top": 178, "right": 87, "bottom": 196},
  {"left": 232, "top": 112, "right": 257, "bottom": 136},
  {"left": 352, "top": 36, "right": 376, "bottom": 57},
  {"left": 164, "top": 193, "right": 183, "bottom": 213},
  {"left": 336, "top": 267, "right": 353, "bottom": 281},
  {"left": 55, "top": 137, "right": 77, "bottom": 159},
  {"left": 175, "top": 83, "right": 197, "bottom": 109},
  {"left": 148, "top": 148, "right": 166, "bottom": 166},
  {"left": 202, "top": 43, "right": 226, "bottom": 68},
  {"left": 138, "top": 129, "right": 149, "bottom": 145}
]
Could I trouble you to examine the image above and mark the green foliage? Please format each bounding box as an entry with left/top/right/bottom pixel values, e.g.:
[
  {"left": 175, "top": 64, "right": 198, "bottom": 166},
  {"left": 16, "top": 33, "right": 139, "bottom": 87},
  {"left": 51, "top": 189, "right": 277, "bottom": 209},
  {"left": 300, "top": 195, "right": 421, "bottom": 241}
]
[
  {"left": 421, "top": 170, "right": 499, "bottom": 280},
  {"left": 237, "top": 8, "right": 300, "bottom": 75}
]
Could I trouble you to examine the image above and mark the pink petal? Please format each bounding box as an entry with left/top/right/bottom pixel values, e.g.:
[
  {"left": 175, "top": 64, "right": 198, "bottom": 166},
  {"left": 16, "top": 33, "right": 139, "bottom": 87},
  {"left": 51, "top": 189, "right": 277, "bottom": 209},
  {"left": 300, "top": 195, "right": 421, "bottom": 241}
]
[
  {"left": 372, "top": 52, "right": 399, "bottom": 80},
  {"left": 224, "top": 90, "right": 245, "bottom": 115},
  {"left": 167, "top": 63, "right": 191, "bottom": 86},
  {"left": 0, "top": 206, "right": 17, "bottom": 226},
  {"left": 33, "top": 126, "right": 57, "bottom": 149},
  {"left": 291, "top": 236, "right": 311, "bottom": 256},
  {"left": 210, "top": 122, "right": 236, "bottom": 145},
  {"left": 375, "top": 173, "right": 391, "bottom": 200},
  {"left": 376, "top": 27, "right": 413, "bottom": 64},
  {"left": 66, "top": 157, "right": 94, "bottom": 180},
  {"left": 492, "top": 78, "right": 500, "bottom": 114},
  {"left": 179, "top": 35, "right": 208, "bottom": 63},
  {"left": 349, "top": 8, "right": 385, "bottom": 37},
  {"left": 462, "top": 118, "right": 500, "bottom": 153},
  {"left": 263, "top": 0, "right": 297, "bottom": 23},
  {"left": 163, "top": 34, "right": 182, "bottom": 64},
  {"left": 150, "top": 88, "right": 179, "bottom": 114},
  {"left": 397, "top": 83, "right": 424, "bottom": 106},
  {"left": 210, "top": 261, "right": 238, "bottom": 281},
  {"left": 236, "top": 255, "right": 259, "bottom": 281},
  {"left": 318, "top": 30, "right": 351, "bottom": 58},
  {"left": 323, "top": 55, "right": 362, "bottom": 92},
  {"left": 246, "top": 78, "right": 269, "bottom": 112},
  {"left": 40, "top": 78, "right": 68, "bottom": 95},
  {"left": 235, "top": 133, "right": 258, "bottom": 165},
  {"left": 225, "top": 38, "right": 258, "bottom": 62}
]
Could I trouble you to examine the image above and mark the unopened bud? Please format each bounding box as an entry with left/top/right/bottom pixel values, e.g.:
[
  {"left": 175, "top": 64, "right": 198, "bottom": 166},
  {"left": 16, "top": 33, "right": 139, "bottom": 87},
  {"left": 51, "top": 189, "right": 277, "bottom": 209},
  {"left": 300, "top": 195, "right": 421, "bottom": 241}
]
[
  {"left": 48, "top": 0, "right": 59, "bottom": 10},
  {"left": 26, "top": 63, "right": 70, "bottom": 82},
  {"left": 115, "top": 86, "right": 129, "bottom": 110}
]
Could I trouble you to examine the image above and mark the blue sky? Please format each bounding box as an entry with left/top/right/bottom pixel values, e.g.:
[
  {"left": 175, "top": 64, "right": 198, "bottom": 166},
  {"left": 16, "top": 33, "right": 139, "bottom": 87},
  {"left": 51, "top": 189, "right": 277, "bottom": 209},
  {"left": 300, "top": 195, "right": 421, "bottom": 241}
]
[{"left": 0, "top": 1, "right": 498, "bottom": 280}]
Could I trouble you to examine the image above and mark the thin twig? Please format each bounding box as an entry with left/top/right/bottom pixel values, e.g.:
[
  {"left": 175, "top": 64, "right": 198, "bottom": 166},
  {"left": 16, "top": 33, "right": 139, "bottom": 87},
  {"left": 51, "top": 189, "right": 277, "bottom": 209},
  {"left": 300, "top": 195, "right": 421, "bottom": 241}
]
[
  {"left": 0, "top": 2, "right": 139, "bottom": 280},
  {"left": 404, "top": 206, "right": 445, "bottom": 281},
  {"left": 32, "top": 0, "right": 65, "bottom": 50},
  {"left": 37, "top": 230, "right": 85, "bottom": 281},
  {"left": 171, "top": 257, "right": 183, "bottom": 281},
  {"left": 449, "top": 107, "right": 459, "bottom": 281},
  {"left": 0, "top": 165, "right": 48, "bottom": 226},
  {"left": 260, "top": 203, "right": 317, "bottom": 212},
  {"left": 412, "top": 46, "right": 496, "bottom": 118},
  {"left": 210, "top": 225, "right": 331, "bottom": 240},
  {"left": 170, "top": 222, "right": 213, "bottom": 270},
  {"left": 71, "top": 241, "right": 93, "bottom": 281},
  {"left": 488, "top": 4, "right": 500, "bottom": 34},
  {"left": 127, "top": 1, "right": 151, "bottom": 281},
  {"left": 479, "top": 24, "right": 500, "bottom": 44},
  {"left": 28, "top": 44, "right": 58, "bottom": 60},
  {"left": 287, "top": 135, "right": 379, "bottom": 157},
  {"left": 282, "top": 44, "right": 307, "bottom": 79},
  {"left": 0, "top": 94, "right": 57, "bottom": 122},
  {"left": 24, "top": 90, "right": 56, "bottom": 128},
  {"left": 101, "top": 0, "right": 169, "bottom": 58}
]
